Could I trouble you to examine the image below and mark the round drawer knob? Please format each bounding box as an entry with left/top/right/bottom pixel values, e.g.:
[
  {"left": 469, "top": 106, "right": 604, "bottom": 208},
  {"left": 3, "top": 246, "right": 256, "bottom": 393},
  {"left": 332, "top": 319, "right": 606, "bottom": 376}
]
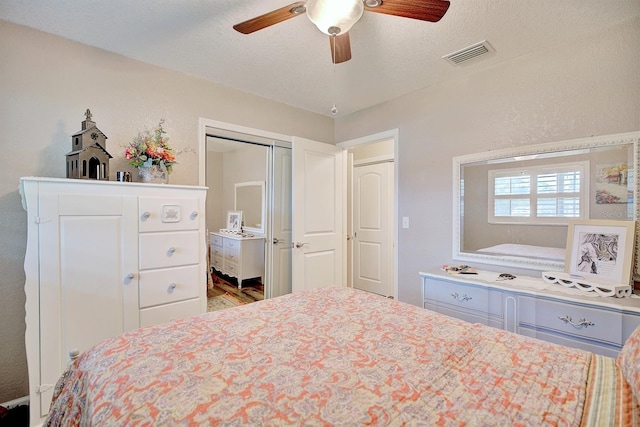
[
  {"left": 126, "top": 273, "right": 135, "bottom": 280},
  {"left": 168, "top": 247, "right": 176, "bottom": 254},
  {"left": 141, "top": 212, "right": 151, "bottom": 220},
  {"left": 168, "top": 283, "right": 177, "bottom": 292},
  {"left": 191, "top": 211, "right": 198, "bottom": 219}
]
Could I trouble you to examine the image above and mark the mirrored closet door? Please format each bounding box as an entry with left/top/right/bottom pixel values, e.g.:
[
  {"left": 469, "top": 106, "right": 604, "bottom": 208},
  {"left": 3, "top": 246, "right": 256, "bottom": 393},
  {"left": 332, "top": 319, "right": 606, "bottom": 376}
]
[{"left": 205, "top": 131, "right": 292, "bottom": 301}]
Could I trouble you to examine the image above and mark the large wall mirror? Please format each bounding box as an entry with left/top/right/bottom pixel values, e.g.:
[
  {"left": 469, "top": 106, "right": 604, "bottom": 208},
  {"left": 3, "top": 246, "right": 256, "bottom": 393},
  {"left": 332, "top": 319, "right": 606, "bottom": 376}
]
[
  {"left": 453, "top": 131, "right": 640, "bottom": 274},
  {"left": 235, "top": 181, "right": 265, "bottom": 234}
]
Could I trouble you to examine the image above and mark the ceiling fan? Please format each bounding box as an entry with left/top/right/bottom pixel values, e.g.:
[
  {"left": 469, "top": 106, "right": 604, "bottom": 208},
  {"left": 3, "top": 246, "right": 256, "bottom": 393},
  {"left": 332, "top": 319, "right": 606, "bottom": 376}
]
[{"left": 233, "top": 0, "right": 450, "bottom": 64}]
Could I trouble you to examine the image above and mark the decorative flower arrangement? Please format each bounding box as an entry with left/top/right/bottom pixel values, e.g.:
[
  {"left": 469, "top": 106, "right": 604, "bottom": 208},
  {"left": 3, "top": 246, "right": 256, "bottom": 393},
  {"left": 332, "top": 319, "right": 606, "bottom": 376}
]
[{"left": 125, "top": 119, "right": 176, "bottom": 174}]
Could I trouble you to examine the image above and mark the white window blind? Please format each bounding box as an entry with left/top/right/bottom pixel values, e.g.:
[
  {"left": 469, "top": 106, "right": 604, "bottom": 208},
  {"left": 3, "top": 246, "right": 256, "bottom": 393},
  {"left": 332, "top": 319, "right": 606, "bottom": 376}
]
[{"left": 489, "top": 161, "right": 589, "bottom": 224}]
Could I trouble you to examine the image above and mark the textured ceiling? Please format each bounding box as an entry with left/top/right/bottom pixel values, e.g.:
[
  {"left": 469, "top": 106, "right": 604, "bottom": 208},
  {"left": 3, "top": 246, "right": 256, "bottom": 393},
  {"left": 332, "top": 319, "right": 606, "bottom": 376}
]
[{"left": 1, "top": 1, "right": 639, "bottom": 117}]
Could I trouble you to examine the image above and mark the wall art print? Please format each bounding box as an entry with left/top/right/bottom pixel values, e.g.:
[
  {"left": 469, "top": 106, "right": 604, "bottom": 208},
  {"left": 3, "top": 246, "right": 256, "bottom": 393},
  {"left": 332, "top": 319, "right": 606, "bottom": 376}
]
[{"left": 595, "top": 162, "right": 633, "bottom": 204}]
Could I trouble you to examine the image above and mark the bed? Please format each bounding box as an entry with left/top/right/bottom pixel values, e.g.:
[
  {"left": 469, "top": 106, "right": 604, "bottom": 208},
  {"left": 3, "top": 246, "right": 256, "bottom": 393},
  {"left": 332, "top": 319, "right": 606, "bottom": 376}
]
[{"left": 45, "top": 287, "right": 639, "bottom": 426}]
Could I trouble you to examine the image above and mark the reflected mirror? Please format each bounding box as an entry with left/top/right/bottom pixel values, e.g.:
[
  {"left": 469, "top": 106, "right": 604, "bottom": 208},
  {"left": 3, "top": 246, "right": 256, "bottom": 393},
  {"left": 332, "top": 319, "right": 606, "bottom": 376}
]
[
  {"left": 453, "top": 132, "right": 640, "bottom": 273},
  {"left": 235, "top": 181, "right": 265, "bottom": 234}
]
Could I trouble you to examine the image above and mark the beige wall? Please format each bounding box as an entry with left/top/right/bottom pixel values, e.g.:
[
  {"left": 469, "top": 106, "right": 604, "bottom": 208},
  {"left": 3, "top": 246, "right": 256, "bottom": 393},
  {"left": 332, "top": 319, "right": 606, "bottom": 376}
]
[
  {"left": 335, "top": 17, "right": 640, "bottom": 306},
  {"left": 221, "top": 145, "right": 268, "bottom": 228},
  {"left": 205, "top": 141, "right": 269, "bottom": 233},
  {"left": 0, "top": 20, "right": 333, "bottom": 402}
]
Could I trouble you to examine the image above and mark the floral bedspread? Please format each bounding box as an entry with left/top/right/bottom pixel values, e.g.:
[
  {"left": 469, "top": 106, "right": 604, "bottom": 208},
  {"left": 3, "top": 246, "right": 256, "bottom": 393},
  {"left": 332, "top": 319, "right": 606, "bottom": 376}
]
[{"left": 45, "top": 287, "right": 636, "bottom": 426}]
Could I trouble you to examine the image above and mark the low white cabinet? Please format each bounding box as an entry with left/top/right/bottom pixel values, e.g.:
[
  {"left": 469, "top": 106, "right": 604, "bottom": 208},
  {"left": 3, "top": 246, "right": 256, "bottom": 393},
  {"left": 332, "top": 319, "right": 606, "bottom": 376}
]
[
  {"left": 420, "top": 269, "right": 640, "bottom": 358},
  {"left": 21, "top": 177, "right": 207, "bottom": 426},
  {"left": 210, "top": 232, "right": 265, "bottom": 288}
]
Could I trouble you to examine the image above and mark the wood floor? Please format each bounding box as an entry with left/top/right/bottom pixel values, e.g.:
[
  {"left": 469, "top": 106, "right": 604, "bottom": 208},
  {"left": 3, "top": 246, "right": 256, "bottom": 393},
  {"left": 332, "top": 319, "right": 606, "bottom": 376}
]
[{"left": 208, "top": 270, "right": 264, "bottom": 304}]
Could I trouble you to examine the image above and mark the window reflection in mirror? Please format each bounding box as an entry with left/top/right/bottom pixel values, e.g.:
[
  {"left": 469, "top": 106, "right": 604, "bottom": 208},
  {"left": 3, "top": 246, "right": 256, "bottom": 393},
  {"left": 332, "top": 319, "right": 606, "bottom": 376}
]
[
  {"left": 454, "top": 132, "right": 639, "bottom": 272},
  {"left": 235, "top": 181, "right": 265, "bottom": 234}
]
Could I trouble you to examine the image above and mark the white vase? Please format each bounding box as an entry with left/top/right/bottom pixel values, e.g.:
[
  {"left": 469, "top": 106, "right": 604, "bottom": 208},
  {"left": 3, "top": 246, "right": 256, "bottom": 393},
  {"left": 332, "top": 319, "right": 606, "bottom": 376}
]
[{"left": 138, "top": 164, "right": 168, "bottom": 184}]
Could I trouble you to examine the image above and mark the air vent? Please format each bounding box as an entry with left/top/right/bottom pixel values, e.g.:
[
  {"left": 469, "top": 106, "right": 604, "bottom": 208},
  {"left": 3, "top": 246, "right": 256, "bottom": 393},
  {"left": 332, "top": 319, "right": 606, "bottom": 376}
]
[{"left": 443, "top": 40, "right": 494, "bottom": 65}]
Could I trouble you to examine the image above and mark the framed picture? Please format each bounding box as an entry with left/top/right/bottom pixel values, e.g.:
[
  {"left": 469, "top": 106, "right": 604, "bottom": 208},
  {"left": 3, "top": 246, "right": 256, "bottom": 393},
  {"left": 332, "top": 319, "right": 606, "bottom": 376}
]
[
  {"left": 565, "top": 219, "right": 636, "bottom": 285},
  {"left": 226, "top": 210, "right": 242, "bottom": 232},
  {"left": 595, "top": 162, "right": 632, "bottom": 204}
]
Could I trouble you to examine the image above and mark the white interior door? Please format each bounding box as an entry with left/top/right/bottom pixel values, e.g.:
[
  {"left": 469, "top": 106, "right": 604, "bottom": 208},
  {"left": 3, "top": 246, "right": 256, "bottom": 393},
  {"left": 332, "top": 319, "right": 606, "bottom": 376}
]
[
  {"left": 271, "top": 146, "right": 293, "bottom": 297},
  {"left": 353, "top": 161, "right": 394, "bottom": 296},
  {"left": 292, "top": 137, "right": 345, "bottom": 291}
]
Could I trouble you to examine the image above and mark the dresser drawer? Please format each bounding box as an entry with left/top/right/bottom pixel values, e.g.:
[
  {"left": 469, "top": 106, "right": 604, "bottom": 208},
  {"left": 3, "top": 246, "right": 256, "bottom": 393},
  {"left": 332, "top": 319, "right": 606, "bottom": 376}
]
[
  {"left": 210, "top": 233, "right": 223, "bottom": 247},
  {"left": 224, "top": 238, "right": 240, "bottom": 251},
  {"left": 139, "top": 298, "right": 202, "bottom": 327},
  {"left": 211, "top": 255, "right": 222, "bottom": 270},
  {"left": 424, "top": 278, "right": 496, "bottom": 316},
  {"left": 518, "top": 296, "right": 622, "bottom": 345},
  {"left": 139, "top": 265, "right": 200, "bottom": 308},
  {"left": 518, "top": 328, "right": 620, "bottom": 358},
  {"left": 224, "top": 260, "right": 239, "bottom": 277},
  {"left": 210, "top": 245, "right": 223, "bottom": 258},
  {"left": 224, "top": 246, "right": 240, "bottom": 262},
  {"left": 425, "top": 302, "right": 504, "bottom": 330},
  {"left": 139, "top": 197, "right": 201, "bottom": 232},
  {"left": 139, "top": 231, "right": 200, "bottom": 269}
]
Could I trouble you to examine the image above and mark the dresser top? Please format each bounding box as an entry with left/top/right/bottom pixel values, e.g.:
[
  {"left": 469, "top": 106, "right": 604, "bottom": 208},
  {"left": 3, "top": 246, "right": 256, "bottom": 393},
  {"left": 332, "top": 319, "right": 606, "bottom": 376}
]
[
  {"left": 420, "top": 268, "right": 640, "bottom": 313},
  {"left": 20, "top": 176, "right": 208, "bottom": 190}
]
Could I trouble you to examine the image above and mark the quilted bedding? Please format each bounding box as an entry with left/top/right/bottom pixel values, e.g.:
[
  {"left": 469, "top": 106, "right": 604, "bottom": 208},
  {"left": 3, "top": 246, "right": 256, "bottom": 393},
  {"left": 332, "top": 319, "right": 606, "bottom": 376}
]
[{"left": 45, "top": 287, "right": 638, "bottom": 426}]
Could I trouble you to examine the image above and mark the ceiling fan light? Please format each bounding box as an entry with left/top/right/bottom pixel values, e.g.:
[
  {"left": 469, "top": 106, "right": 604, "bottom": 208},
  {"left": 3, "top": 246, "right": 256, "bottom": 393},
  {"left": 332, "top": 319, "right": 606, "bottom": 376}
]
[
  {"left": 306, "top": 0, "right": 364, "bottom": 36},
  {"left": 364, "top": 0, "right": 382, "bottom": 7}
]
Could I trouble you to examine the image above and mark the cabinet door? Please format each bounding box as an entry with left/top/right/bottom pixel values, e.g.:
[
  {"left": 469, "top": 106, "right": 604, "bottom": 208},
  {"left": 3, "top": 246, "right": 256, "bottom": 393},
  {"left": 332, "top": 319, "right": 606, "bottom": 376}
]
[{"left": 37, "top": 193, "right": 138, "bottom": 417}]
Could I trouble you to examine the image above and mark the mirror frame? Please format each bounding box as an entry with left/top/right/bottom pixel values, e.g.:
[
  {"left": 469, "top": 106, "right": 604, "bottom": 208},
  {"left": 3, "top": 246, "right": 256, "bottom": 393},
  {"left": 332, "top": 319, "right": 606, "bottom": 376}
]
[
  {"left": 235, "top": 181, "right": 266, "bottom": 235},
  {"left": 453, "top": 131, "right": 640, "bottom": 274}
]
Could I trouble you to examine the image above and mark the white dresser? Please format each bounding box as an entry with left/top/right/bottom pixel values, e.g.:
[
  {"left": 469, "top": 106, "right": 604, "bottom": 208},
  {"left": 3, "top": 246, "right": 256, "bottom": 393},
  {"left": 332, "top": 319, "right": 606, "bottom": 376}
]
[
  {"left": 420, "top": 268, "right": 640, "bottom": 358},
  {"left": 21, "top": 177, "right": 207, "bottom": 426},
  {"left": 210, "top": 232, "right": 265, "bottom": 288}
]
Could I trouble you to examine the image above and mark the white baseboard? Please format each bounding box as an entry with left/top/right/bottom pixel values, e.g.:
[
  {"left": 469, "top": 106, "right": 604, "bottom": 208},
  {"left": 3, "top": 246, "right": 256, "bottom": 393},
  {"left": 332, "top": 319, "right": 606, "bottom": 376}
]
[{"left": 1, "top": 395, "right": 29, "bottom": 409}]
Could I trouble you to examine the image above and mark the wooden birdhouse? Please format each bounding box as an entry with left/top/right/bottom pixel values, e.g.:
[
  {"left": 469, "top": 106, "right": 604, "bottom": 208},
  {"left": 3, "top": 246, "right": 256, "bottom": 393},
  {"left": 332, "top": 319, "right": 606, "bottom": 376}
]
[{"left": 66, "top": 109, "right": 113, "bottom": 180}]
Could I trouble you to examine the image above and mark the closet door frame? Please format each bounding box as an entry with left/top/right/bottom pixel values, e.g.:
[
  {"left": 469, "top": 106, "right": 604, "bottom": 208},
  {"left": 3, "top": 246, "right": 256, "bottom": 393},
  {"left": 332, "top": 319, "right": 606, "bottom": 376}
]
[{"left": 199, "top": 118, "right": 292, "bottom": 299}]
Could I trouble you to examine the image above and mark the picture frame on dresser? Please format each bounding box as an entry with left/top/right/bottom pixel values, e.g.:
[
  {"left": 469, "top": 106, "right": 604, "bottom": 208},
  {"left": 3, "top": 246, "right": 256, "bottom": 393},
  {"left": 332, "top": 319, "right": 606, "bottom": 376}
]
[
  {"left": 565, "top": 218, "right": 636, "bottom": 285},
  {"left": 226, "top": 210, "right": 242, "bottom": 231}
]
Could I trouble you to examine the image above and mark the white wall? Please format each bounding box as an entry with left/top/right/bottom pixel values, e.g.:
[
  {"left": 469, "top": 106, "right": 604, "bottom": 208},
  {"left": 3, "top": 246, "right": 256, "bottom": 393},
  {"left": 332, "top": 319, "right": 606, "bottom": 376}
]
[
  {"left": 335, "top": 17, "right": 640, "bottom": 306},
  {"left": 0, "top": 20, "right": 333, "bottom": 403}
]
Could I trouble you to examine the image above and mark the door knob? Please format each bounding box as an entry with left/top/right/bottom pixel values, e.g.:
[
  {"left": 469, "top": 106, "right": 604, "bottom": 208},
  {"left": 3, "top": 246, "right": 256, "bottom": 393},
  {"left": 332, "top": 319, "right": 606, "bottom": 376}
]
[{"left": 295, "top": 242, "right": 309, "bottom": 248}]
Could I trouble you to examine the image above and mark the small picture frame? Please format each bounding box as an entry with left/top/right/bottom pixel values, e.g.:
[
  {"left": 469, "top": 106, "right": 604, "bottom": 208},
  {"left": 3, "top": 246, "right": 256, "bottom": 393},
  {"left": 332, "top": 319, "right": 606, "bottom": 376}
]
[
  {"left": 226, "top": 210, "right": 242, "bottom": 232},
  {"left": 565, "top": 219, "right": 636, "bottom": 285}
]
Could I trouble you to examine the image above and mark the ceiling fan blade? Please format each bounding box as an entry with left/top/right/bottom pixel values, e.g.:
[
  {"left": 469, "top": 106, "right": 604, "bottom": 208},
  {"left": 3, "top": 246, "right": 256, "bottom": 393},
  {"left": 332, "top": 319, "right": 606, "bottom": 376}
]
[
  {"left": 365, "top": 0, "right": 450, "bottom": 22},
  {"left": 330, "top": 33, "right": 352, "bottom": 64},
  {"left": 233, "top": 1, "right": 306, "bottom": 34}
]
